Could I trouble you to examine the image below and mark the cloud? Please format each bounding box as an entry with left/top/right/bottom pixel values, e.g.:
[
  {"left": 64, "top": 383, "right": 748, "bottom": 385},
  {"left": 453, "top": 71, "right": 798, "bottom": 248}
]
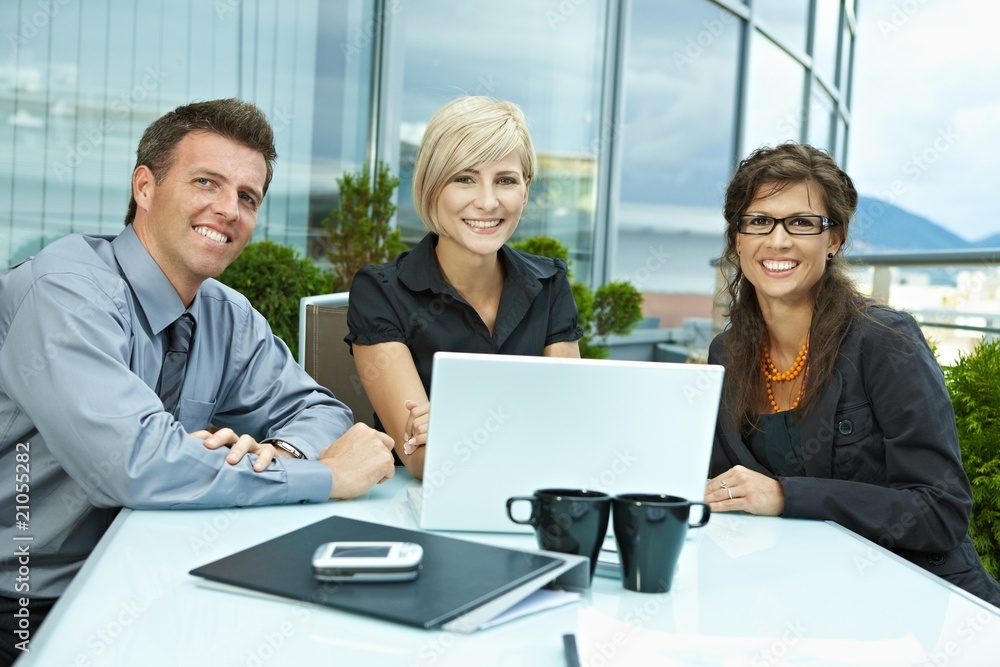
[{"left": 849, "top": 0, "right": 1000, "bottom": 240}]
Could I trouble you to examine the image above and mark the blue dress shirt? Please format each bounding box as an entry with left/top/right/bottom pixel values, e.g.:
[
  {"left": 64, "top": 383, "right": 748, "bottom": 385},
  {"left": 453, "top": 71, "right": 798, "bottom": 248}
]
[{"left": 0, "top": 226, "right": 352, "bottom": 597}]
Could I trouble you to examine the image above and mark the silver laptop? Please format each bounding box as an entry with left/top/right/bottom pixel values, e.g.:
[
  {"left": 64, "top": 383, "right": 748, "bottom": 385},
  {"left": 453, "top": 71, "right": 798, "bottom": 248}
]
[{"left": 416, "top": 352, "right": 724, "bottom": 534}]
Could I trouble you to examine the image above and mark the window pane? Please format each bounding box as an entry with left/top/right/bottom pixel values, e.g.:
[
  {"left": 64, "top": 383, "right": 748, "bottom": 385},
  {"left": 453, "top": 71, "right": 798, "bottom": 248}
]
[
  {"left": 754, "top": 0, "right": 808, "bottom": 53},
  {"left": 743, "top": 31, "right": 806, "bottom": 155},
  {"left": 389, "top": 0, "right": 608, "bottom": 280},
  {"left": 839, "top": 20, "right": 854, "bottom": 99},
  {"left": 613, "top": 0, "right": 740, "bottom": 324},
  {"left": 307, "top": 1, "right": 375, "bottom": 258},
  {"left": 837, "top": 116, "right": 849, "bottom": 164},
  {"left": 812, "top": 0, "right": 840, "bottom": 86},
  {"left": 807, "top": 84, "right": 835, "bottom": 153},
  {"left": 0, "top": 0, "right": 360, "bottom": 269}
]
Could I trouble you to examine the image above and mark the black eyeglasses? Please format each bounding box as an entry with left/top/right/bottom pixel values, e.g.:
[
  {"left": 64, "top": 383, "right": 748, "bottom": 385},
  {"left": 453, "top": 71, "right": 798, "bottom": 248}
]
[{"left": 736, "top": 215, "right": 837, "bottom": 236}]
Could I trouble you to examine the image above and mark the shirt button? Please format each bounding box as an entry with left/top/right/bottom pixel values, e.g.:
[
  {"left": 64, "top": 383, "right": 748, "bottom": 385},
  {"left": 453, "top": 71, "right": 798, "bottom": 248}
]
[
  {"left": 927, "top": 552, "right": 946, "bottom": 566},
  {"left": 837, "top": 420, "right": 853, "bottom": 436}
]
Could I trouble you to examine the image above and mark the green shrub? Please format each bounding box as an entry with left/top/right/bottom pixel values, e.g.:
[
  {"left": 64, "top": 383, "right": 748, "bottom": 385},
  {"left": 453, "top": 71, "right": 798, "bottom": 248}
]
[
  {"left": 217, "top": 240, "right": 332, "bottom": 360},
  {"left": 944, "top": 337, "right": 1000, "bottom": 579},
  {"left": 511, "top": 235, "right": 643, "bottom": 359},
  {"left": 319, "top": 161, "right": 407, "bottom": 292}
]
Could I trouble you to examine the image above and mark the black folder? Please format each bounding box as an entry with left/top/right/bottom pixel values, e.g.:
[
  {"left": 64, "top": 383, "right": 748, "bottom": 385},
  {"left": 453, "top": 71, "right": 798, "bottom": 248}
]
[{"left": 189, "top": 516, "right": 586, "bottom": 631}]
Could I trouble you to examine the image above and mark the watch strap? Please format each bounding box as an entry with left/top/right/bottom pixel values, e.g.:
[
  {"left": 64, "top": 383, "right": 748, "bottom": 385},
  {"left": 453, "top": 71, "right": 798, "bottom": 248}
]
[{"left": 261, "top": 438, "right": 306, "bottom": 460}]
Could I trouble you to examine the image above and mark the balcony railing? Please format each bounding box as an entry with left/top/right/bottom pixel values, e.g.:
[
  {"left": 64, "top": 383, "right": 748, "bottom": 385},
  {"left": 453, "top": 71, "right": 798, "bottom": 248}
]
[{"left": 845, "top": 248, "right": 1000, "bottom": 338}]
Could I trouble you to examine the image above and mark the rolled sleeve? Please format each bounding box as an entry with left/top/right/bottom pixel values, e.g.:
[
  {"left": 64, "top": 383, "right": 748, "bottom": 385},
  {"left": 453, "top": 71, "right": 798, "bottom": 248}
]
[{"left": 545, "top": 259, "right": 584, "bottom": 346}]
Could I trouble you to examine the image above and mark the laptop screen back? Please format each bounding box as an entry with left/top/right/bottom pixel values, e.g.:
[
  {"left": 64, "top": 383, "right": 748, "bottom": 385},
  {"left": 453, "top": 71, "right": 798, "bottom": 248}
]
[{"left": 418, "top": 352, "right": 724, "bottom": 534}]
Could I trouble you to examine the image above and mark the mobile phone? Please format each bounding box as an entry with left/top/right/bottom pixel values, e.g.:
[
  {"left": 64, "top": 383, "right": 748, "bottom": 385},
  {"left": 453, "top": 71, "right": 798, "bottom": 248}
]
[{"left": 311, "top": 541, "right": 424, "bottom": 582}]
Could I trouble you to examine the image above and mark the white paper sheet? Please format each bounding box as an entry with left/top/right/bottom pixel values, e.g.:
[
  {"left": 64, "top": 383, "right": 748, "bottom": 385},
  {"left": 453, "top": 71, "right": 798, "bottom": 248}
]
[{"left": 575, "top": 606, "right": 928, "bottom": 666}]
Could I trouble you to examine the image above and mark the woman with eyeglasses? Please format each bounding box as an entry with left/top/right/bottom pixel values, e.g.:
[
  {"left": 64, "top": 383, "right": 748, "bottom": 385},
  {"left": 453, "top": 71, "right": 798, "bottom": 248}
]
[{"left": 704, "top": 142, "right": 1000, "bottom": 605}]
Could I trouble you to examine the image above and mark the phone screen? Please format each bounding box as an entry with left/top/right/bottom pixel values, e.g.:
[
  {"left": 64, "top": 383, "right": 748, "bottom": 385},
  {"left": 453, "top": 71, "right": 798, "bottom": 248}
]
[{"left": 330, "top": 545, "right": 392, "bottom": 558}]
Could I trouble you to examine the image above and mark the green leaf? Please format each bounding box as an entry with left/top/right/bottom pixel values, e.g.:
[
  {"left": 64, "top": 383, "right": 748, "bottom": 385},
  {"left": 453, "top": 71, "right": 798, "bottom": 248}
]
[{"left": 217, "top": 241, "right": 332, "bottom": 360}]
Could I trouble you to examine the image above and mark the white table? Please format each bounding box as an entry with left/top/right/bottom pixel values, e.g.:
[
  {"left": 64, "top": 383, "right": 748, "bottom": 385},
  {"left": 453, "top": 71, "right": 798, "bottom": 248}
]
[{"left": 17, "top": 472, "right": 1000, "bottom": 666}]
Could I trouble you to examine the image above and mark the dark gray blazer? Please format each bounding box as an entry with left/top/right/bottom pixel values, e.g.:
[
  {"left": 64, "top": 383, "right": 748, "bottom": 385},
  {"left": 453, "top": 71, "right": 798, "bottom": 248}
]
[{"left": 710, "top": 305, "right": 1000, "bottom": 606}]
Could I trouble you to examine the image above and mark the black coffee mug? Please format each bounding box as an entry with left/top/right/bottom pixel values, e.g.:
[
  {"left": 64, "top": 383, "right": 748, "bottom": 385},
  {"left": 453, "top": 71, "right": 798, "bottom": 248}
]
[
  {"left": 612, "top": 493, "right": 710, "bottom": 593},
  {"left": 506, "top": 488, "right": 611, "bottom": 583}
]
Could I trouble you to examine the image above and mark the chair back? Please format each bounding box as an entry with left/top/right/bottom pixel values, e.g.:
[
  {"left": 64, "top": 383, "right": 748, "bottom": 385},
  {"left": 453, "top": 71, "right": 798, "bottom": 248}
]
[{"left": 300, "top": 294, "right": 375, "bottom": 426}]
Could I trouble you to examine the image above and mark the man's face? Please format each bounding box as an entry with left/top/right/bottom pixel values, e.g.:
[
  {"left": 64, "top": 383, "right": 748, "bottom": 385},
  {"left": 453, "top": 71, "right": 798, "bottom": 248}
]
[{"left": 131, "top": 131, "right": 267, "bottom": 303}]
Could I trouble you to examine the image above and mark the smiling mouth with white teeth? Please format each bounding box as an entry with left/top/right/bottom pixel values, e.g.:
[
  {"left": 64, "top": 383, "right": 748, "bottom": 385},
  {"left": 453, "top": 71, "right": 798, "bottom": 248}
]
[
  {"left": 463, "top": 219, "right": 501, "bottom": 230},
  {"left": 762, "top": 259, "right": 798, "bottom": 272},
  {"left": 194, "top": 226, "right": 230, "bottom": 243}
]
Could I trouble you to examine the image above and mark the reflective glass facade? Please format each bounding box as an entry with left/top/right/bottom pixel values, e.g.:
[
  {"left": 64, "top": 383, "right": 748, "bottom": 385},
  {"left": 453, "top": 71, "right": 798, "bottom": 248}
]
[{"left": 1, "top": 0, "right": 855, "bottom": 322}]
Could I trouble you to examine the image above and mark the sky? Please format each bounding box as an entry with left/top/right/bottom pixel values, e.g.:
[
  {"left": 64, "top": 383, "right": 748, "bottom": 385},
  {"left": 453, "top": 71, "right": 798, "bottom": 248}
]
[{"left": 849, "top": 0, "right": 1000, "bottom": 243}]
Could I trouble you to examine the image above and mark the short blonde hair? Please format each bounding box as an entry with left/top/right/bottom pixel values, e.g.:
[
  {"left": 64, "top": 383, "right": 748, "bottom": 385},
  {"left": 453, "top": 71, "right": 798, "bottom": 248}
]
[{"left": 412, "top": 97, "right": 537, "bottom": 234}]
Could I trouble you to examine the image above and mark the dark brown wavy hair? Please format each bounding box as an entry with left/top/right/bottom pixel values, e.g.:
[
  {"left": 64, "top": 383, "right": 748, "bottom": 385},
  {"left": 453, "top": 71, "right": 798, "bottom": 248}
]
[{"left": 720, "top": 143, "right": 870, "bottom": 432}]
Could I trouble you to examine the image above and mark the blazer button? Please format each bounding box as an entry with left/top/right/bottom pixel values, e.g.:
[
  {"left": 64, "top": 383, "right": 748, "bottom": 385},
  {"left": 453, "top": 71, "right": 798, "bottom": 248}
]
[
  {"left": 837, "top": 420, "right": 853, "bottom": 436},
  {"left": 927, "top": 552, "right": 946, "bottom": 566}
]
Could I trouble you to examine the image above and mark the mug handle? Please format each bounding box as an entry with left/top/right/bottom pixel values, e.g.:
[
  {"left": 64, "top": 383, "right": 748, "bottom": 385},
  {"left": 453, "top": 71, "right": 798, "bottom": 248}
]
[
  {"left": 688, "top": 502, "right": 711, "bottom": 529},
  {"left": 505, "top": 496, "right": 537, "bottom": 525}
]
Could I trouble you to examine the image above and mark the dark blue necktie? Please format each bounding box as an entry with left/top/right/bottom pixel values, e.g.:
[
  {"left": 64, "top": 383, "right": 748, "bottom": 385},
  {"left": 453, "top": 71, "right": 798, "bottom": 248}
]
[{"left": 157, "top": 314, "right": 195, "bottom": 415}]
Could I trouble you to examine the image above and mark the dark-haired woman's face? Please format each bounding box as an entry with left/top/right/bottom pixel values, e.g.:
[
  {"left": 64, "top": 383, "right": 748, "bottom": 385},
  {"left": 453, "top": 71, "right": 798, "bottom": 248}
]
[{"left": 736, "top": 181, "right": 840, "bottom": 312}]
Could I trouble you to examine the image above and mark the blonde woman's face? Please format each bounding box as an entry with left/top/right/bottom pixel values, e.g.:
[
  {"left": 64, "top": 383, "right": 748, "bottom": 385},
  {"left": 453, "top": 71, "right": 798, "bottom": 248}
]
[{"left": 433, "top": 151, "right": 529, "bottom": 257}]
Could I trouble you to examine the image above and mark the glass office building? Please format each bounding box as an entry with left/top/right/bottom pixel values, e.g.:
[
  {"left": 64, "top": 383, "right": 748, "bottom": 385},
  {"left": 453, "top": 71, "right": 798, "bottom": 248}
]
[{"left": 1, "top": 0, "right": 854, "bottom": 324}]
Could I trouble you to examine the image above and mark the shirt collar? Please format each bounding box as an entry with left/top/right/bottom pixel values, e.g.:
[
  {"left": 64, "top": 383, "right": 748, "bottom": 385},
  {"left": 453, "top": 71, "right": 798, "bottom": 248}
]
[
  {"left": 112, "top": 225, "right": 198, "bottom": 334},
  {"left": 396, "top": 233, "right": 559, "bottom": 294}
]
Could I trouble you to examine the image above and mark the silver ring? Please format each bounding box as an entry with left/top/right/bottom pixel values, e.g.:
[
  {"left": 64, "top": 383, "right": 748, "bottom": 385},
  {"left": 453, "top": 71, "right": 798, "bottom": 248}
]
[
  {"left": 727, "top": 488, "right": 733, "bottom": 500},
  {"left": 720, "top": 480, "right": 728, "bottom": 490}
]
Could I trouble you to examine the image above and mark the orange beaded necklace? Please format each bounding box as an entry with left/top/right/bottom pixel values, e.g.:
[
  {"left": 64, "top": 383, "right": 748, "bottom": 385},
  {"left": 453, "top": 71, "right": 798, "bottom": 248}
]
[{"left": 761, "top": 335, "right": 809, "bottom": 413}]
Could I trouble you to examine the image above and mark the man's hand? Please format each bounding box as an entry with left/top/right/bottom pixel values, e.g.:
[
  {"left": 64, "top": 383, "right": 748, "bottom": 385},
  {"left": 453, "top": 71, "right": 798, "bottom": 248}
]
[
  {"left": 192, "top": 428, "right": 287, "bottom": 472},
  {"left": 318, "top": 423, "right": 396, "bottom": 500}
]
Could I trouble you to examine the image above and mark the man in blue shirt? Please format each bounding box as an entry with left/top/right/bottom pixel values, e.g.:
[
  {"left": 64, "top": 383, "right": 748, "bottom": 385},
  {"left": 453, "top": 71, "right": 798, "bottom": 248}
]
[{"left": 0, "top": 99, "right": 395, "bottom": 661}]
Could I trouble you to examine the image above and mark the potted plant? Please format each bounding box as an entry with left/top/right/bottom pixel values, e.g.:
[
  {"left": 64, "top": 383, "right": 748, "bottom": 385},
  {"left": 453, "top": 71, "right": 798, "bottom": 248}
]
[
  {"left": 510, "top": 236, "right": 643, "bottom": 359},
  {"left": 319, "top": 161, "right": 407, "bottom": 292}
]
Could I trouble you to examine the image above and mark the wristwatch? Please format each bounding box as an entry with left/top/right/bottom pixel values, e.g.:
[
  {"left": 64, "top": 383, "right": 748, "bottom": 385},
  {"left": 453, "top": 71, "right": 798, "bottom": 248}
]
[{"left": 261, "top": 438, "right": 306, "bottom": 460}]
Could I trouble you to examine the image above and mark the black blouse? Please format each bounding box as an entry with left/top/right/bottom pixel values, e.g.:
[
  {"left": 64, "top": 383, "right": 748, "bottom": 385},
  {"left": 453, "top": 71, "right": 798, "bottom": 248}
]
[
  {"left": 748, "top": 410, "right": 806, "bottom": 477},
  {"left": 345, "top": 233, "right": 583, "bottom": 407}
]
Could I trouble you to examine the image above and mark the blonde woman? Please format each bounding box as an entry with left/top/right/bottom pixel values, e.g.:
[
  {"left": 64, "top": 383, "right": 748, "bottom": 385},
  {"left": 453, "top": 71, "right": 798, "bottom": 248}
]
[{"left": 345, "top": 97, "right": 582, "bottom": 479}]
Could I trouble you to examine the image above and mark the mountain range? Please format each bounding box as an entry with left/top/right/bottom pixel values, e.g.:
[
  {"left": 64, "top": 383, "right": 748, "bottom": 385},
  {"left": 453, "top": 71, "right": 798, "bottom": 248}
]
[{"left": 851, "top": 196, "right": 1000, "bottom": 253}]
